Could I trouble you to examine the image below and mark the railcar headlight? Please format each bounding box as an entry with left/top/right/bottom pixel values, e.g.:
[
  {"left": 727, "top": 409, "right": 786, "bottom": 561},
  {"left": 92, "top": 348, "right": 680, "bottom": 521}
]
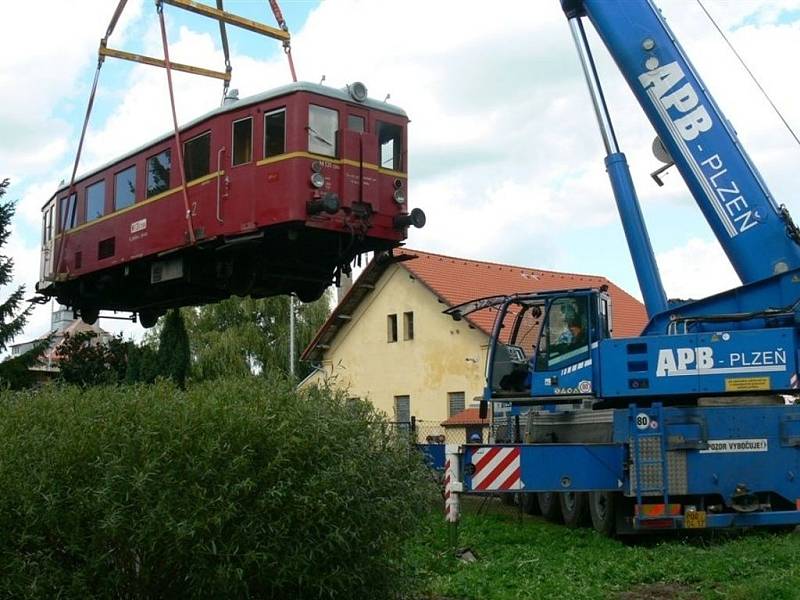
[
  {"left": 348, "top": 81, "right": 368, "bottom": 102},
  {"left": 311, "top": 160, "right": 323, "bottom": 173},
  {"left": 310, "top": 172, "right": 325, "bottom": 189},
  {"left": 393, "top": 189, "right": 406, "bottom": 204},
  {"left": 393, "top": 178, "right": 403, "bottom": 190}
]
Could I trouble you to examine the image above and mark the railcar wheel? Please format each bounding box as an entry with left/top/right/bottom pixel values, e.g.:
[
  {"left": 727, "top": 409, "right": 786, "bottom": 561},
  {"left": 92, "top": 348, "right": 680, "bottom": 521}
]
[
  {"left": 537, "top": 492, "right": 563, "bottom": 523},
  {"left": 589, "top": 491, "right": 617, "bottom": 537},
  {"left": 80, "top": 307, "right": 99, "bottom": 325},
  {"left": 138, "top": 310, "right": 159, "bottom": 329},
  {"left": 560, "top": 492, "right": 590, "bottom": 528},
  {"left": 521, "top": 492, "right": 541, "bottom": 515},
  {"left": 295, "top": 283, "right": 327, "bottom": 303}
]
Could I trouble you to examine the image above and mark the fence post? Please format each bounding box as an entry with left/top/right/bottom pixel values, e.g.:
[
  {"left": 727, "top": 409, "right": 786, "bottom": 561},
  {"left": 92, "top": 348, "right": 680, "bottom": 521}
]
[{"left": 445, "top": 444, "right": 463, "bottom": 549}]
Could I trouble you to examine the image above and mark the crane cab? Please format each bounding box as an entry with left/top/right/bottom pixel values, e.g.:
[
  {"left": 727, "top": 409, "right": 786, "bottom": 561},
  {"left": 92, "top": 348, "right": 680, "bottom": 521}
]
[{"left": 447, "top": 288, "right": 612, "bottom": 405}]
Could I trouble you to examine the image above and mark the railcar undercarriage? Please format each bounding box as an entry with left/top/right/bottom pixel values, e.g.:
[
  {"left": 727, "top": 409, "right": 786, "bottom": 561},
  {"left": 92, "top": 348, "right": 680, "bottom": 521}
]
[{"left": 37, "top": 223, "right": 397, "bottom": 327}]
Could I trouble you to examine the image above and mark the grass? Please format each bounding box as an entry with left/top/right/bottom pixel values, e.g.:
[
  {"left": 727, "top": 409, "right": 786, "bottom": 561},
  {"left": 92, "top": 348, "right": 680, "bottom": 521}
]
[{"left": 409, "top": 498, "right": 800, "bottom": 599}]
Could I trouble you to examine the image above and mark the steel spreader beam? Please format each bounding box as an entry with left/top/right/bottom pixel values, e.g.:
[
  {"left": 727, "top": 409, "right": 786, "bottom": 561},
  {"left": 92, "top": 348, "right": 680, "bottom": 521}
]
[
  {"left": 99, "top": 44, "right": 232, "bottom": 81},
  {"left": 161, "top": 0, "right": 290, "bottom": 41}
]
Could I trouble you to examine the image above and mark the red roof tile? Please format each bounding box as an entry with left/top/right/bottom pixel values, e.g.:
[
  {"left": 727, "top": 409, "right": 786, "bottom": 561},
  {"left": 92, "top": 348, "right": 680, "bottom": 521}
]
[
  {"left": 441, "top": 408, "right": 489, "bottom": 427},
  {"left": 301, "top": 248, "right": 648, "bottom": 361},
  {"left": 396, "top": 248, "right": 647, "bottom": 338}
]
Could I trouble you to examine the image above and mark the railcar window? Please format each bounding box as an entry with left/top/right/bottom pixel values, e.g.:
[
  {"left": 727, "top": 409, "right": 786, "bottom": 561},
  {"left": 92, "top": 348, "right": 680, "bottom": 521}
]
[
  {"left": 264, "top": 109, "right": 286, "bottom": 158},
  {"left": 308, "top": 105, "right": 337, "bottom": 157},
  {"left": 147, "top": 150, "right": 171, "bottom": 198},
  {"left": 377, "top": 121, "right": 403, "bottom": 171},
  {"left": 348, "top": 115, "right": 365, "bottom": 132},
  {"left": 184, "top": 132, "right": 211, "bottom": 181},
  {"left": 114, "top": 166, "right": 136, "bottom": 210},
  {"left": 233, "top": 117, "right": 252, "bottom": 165},
  {"left": 59, "top": 193, "right": 77, "bottom": 232},
  {"left": 86, "top": 181, "right": 106, "bottom": 222}
]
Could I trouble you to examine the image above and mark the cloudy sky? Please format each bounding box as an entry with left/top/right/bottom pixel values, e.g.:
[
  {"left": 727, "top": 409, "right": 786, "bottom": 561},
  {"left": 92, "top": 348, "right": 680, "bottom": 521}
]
[{"left": 3, "top": 0, "right": 800, "bottom": 345}]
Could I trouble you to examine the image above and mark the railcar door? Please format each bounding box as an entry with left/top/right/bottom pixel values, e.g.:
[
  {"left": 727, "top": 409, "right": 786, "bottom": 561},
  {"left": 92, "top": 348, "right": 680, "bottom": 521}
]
[
  {"left": 39, "top": 196, "right": 55, "bottom": 281},
  {"left": 340, "top": 106, "right": 373, "bottom": 209},
  {"left": 530, "top": 293, "right": 609, "bottom": 399}
]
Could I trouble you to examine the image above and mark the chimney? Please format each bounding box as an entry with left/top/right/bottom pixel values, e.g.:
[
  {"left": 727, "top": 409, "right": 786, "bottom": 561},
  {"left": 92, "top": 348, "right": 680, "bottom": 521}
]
[{"left": 337, "top": 271, "right": 353, "bottom": 304}]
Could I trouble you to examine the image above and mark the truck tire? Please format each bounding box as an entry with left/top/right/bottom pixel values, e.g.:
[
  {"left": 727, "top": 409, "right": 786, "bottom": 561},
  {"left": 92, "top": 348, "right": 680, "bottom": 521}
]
[
  {"left": 560, "top": 492, "right": 590, "bottom": 528},
  {"left": 537, "top": 492, "right": 562, "bottom": 523},
  {"left": 521, "top": 493, "right": 541, "bottom": 515},
  {"left": 589, "top": 491, "right": 617, "bottom": 537}
]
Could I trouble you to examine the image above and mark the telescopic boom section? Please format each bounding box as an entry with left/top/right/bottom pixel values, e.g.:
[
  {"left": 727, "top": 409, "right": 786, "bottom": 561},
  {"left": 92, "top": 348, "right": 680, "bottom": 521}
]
[{"left": 564, "top": 0, "right": 800, "bottom": 285}]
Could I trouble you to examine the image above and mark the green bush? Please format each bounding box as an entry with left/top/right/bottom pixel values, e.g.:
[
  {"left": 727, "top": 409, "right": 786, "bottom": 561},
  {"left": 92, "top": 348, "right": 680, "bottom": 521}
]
[{"left": 0, "top": 378, "right": 436, "bottom": 598}]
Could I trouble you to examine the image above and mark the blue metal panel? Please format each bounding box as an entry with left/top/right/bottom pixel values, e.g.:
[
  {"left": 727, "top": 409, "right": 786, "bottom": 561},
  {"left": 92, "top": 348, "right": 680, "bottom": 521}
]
[
  {"left": 417, "top": 443, "right": 445, "bottom": 471},
  {"left": 581, "top": 0, "right": 800, "bottom": 284},
  {"left": 600, "top": 328, "right": 797, "bottom": 397},
  {"left": 643, "top": 268, "right": 800, "bottom": 337},
  {"left": 462, "top": 444, "right": 624, "bottom": 493},
  {"left": 612, "top": 405, "right": 800, "bottom": 506}
]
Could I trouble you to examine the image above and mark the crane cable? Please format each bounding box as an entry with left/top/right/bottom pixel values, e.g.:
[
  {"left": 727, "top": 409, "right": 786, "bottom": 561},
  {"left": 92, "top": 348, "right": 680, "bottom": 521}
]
[
  {"left": 269, "top": 0, "right": 297, "bottom": 82},
  {"left": 156, "top": 0, "right": 197, "bottom": 245},
  {"left": 53, "top": 0, "right": 129, "bottom": 280},
  {"left": 216, "top": 0, "right": 232, "bottom": 105},
  {"left": 696, "top": 0, "right": 800, "bottom": 148}
]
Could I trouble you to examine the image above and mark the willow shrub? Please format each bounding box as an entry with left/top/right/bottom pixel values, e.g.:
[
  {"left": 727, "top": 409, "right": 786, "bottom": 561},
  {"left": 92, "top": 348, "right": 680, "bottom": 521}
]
[{"left": 0, "top": 378, "right": 436, "bottom": 599}]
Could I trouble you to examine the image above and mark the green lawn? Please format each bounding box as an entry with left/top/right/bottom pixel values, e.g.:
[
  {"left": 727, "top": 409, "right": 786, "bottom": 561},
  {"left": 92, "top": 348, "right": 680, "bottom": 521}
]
[{"left": 410, "top": 498, "right": 800, "bottom": 599}]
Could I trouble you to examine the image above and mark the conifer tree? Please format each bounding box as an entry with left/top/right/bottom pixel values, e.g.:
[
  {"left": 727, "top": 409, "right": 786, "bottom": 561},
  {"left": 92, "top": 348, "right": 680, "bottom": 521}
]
[
  {"left": 157, "top": 308, "right": 190, "bottom": 388},
  {"left": 0, "top": 179, "right": 30, "bottom": 352},
  {"left": 0, "top": 178, "right": 45, "bottom": 388}
]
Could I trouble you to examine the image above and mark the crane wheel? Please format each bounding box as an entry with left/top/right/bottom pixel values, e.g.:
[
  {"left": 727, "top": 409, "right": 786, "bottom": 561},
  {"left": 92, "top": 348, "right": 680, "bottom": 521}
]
[
  {"left": 537, "top": 492, "right": 563, "bottom": 523},
  {"left": 139, "top": 310, "right": 160, "bottom": 329},
  {"left": 521, "top": 492, "right": 541, "bottom": 515},
  {"left": 589, "top": 491, "right": 617, "bottom": 537},
  {"left": 560, "top": 492, "right": 590, "bottom": 528},
  {"left": 80, "top": 307, "right": 99, "bottom": 325}
]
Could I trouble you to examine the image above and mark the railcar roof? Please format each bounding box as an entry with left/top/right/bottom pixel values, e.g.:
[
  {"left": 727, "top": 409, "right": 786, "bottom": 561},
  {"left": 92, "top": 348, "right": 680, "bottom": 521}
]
[{"left": 50, "top": 81, "right": 407, "bottom": 200}]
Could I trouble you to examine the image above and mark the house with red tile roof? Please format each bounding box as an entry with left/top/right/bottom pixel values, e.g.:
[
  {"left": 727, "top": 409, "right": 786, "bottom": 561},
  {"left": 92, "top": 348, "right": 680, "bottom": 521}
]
[{"left": 300, "top": 248, "right": 647, "bottom": 440}]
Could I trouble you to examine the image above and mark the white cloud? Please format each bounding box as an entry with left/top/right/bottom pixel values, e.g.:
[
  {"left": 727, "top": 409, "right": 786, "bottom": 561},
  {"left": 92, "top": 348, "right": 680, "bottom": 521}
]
[
  {"left": 657, "top": 238, "right": 740, "bottom": 300},
  {"left": 5, "top": 0, "right": 800, "bottom": 347}
]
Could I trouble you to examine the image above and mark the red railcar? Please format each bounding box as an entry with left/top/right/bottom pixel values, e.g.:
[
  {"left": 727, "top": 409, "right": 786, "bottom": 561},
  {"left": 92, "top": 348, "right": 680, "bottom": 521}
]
[{"left": 36, "top": 81, "right": 424, "bottom": 326}]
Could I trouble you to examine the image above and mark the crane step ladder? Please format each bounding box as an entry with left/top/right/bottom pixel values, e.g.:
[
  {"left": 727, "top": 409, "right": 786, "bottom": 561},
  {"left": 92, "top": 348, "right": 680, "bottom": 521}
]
[{"left": 630, "top": 403, "right": 680, "bottom": 528}]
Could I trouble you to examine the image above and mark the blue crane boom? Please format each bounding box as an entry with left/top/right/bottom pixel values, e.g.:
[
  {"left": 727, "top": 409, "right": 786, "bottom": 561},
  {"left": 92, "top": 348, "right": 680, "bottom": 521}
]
[
  {"left": 443, "top": 0, "right": 800, "bottom": 537},
  {"left": 567, "top": 0, "right": 800, "bottom": 288}
]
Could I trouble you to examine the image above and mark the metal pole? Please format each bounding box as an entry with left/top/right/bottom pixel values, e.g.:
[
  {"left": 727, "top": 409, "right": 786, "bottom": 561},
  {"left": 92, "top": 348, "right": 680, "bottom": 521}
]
[
  {"left": 567, "top": 16, "right": 619, "bottom": 155},
  {"left": 289, "top": 294, "right": 296, "bottom": 378},
  {"left": 445, "top": 445, "right": 462, "bottom": 549}
]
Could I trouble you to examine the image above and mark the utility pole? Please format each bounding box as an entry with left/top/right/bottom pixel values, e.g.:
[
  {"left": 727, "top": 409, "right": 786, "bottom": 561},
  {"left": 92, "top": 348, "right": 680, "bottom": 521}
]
[{"left": 289, "top": 294, "right": 296, "bottom": 378}]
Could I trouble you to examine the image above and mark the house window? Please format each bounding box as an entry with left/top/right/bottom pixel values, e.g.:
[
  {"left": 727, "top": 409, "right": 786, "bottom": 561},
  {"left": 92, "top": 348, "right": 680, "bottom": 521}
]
[
  {"left": 394, "top": 395, "right": 410, "bottom": 424},
  {"left": 387, "top": 314, "right": 398, "bottom": 342},
  {"left": 184, "top": 132, "right": 211, "bottom": 181},
  {"left": 448, "top": 391, "right": 465, "bottom": 418},
  {"left": 232, "top": 117, "right": 252, "bottom": 166},
  {"left": 403, "top": 311, "right": 414, "bottom": 340},
  {"left": 114, "top": 166, "right": 136, "bottom": 210},
  {"left": 264, "top": 109, "right": 286, "bottom": 158},
  {"left": 146, "top": 150, "right": 171, "bottom": 198},
  {"left": 308, "top": 104, "right": 337, "bottom": 157},
  {"left": 466, "top": 425, "right": 483, "bottom": 444},
  {"left": 377, "top": 121, "right": 403, "bottom": 171}
]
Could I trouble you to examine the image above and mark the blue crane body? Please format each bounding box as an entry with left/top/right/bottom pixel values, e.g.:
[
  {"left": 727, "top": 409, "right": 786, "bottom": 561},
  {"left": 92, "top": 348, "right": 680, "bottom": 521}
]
[{"left": 444, "top": 0, "right": 800, "bottom": 534}]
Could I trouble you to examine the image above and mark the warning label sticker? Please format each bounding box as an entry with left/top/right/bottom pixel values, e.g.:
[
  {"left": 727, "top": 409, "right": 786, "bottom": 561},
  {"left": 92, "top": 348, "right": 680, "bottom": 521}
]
[
  {"left": 699, "top": 439, "right": 768, "bottom": 453},
  {"left": 724, "top": 377, "right": 770, "bottom": 392}
]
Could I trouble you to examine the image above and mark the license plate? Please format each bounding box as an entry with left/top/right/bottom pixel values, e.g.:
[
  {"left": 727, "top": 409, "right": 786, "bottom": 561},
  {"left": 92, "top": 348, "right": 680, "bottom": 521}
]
[{"left": 684, "top": 510, "right": 707, "bottom": 529}]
